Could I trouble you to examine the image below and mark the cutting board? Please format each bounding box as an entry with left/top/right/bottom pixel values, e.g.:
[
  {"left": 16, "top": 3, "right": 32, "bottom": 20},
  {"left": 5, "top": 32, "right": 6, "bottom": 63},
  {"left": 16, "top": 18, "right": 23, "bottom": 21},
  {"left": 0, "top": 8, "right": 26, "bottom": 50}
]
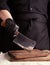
[{"left": 8, "top": 49, "right": 50, "bottom": 61}]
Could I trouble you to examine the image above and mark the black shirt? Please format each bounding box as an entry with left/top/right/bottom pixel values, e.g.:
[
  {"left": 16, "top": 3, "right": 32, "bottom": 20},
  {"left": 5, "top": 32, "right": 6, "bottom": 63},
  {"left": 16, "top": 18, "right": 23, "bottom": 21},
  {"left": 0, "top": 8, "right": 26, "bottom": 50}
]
[
  {"left": 0, "top": 0, "right": 9, "bottom": 10},
  {"left": 8, "top": 0, "right": 49, "bottom": 18},
  {"left": 0, "top": 0, "right": 49, "bottom": 18}
]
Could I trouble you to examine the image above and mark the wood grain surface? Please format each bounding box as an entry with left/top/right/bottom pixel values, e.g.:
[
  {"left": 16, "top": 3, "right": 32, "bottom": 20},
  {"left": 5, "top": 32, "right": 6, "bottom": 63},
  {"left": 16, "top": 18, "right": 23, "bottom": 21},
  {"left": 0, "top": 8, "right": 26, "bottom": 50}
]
[{"left": 8, "top": 49, "right": 50, "bottom": 61}]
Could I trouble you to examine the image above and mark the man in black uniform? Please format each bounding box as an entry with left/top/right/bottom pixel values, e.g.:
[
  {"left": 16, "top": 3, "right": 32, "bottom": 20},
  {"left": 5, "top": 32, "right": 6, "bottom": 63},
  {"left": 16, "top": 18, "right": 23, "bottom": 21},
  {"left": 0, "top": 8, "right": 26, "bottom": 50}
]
[{"left": 0, "top": 0, "right": 49, "bottom": 52}]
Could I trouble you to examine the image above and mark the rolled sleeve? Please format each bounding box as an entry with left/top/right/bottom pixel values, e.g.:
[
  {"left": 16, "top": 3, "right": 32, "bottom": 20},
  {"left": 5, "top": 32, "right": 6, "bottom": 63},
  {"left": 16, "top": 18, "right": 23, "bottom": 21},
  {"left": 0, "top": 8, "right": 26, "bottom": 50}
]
[{"left": 0, "top": 0, "right": 10, "bottom": 11}]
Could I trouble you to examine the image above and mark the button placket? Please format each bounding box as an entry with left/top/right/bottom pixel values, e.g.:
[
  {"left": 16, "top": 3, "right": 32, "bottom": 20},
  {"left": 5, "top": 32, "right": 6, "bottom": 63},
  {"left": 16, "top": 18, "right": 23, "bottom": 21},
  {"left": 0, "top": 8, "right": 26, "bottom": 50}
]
[
  {"left": 30, "top": 7, "right": 32, "bottom": 11},
  {"left": 30, "top": 0, "right": 33, "bottom": 11}
]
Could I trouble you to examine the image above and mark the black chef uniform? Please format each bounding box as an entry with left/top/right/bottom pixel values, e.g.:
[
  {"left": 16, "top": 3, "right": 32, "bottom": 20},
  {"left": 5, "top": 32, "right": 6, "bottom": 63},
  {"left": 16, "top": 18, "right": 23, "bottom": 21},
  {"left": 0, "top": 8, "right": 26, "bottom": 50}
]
[{"left": 8, "top": 0, "right": 49, "bottom": 50}]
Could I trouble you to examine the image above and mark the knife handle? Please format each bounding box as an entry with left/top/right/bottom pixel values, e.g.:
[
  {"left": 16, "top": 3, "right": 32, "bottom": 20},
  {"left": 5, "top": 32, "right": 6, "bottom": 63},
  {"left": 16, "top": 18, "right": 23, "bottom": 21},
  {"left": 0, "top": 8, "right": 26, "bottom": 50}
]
[{"left": 5, "top": 18, "right": 19, "bottom": 36}]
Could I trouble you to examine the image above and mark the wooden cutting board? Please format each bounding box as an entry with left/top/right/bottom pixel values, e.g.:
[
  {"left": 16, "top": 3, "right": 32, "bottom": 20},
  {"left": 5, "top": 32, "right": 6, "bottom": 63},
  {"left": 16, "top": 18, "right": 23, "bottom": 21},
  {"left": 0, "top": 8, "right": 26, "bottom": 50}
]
[{"left": 8, "top": 49, "right": 50, "bottom": 61}]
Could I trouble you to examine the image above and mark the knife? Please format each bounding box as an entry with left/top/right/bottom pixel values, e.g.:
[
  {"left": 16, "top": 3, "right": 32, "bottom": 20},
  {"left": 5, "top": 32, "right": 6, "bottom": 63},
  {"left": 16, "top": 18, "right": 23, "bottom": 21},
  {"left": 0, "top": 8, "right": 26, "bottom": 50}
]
[{"left": 13, "top": 32, "right": 36, "bottom": 51}]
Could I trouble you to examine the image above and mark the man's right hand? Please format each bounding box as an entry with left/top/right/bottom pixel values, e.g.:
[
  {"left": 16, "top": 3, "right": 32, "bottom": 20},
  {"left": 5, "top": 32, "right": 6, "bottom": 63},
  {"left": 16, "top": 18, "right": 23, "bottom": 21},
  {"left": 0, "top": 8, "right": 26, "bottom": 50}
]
[
  {"left": 0, "top": 18, "right": 19, "bottom": 37},
  {"left": 5, "top": 18, "right": 19, "bottom": 37}
]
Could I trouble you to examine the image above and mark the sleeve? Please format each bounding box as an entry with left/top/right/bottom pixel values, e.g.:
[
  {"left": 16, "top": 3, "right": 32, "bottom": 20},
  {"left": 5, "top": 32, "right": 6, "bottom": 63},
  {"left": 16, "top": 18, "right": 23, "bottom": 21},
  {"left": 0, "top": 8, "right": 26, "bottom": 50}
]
[{"left": 0, "top": 0, "right": 10, "bottom": 11}]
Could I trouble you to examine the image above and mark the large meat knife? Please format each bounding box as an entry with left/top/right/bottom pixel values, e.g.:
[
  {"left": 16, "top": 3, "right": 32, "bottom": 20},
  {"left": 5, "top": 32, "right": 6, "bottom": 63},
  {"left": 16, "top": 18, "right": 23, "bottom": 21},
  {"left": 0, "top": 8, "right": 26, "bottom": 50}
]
[{"left": 13, "top": 32, "right": 36, "bottom": 51}]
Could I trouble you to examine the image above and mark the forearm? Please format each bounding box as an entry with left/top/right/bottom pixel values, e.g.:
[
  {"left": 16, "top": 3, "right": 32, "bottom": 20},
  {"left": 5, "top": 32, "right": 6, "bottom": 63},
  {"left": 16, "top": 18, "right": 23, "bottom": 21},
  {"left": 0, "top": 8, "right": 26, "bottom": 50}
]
[
  {"left": 0, "top": 10, "right": 13, "bottom": 27},
  {"left": 0, "top": 9, "right": 19, "bottom": 36},
  {"left": 0, "top": 0, "right": 19, "bottom": 37}
]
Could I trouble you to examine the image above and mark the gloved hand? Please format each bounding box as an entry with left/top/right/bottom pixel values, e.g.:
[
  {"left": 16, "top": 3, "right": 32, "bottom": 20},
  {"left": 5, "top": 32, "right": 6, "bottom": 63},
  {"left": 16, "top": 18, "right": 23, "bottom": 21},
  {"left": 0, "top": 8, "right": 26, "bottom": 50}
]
[{"left": 5, "top": 18, "right": 19, "bottom": 37}]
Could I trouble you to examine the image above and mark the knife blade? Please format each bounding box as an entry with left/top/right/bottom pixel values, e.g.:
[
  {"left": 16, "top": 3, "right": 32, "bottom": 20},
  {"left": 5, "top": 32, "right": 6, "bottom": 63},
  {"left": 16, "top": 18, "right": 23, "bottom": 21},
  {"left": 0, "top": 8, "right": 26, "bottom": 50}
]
[{"left": 13, "top": 32, "right": 36, "bottom": 51}]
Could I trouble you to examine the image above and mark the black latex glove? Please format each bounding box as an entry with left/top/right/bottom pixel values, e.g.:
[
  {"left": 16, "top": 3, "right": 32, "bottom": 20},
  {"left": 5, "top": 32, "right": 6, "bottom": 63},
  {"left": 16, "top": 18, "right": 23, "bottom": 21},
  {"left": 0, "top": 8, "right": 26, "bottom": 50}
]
[{"left": 5, "top": 18, "right": 19, "bottom": 37}]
